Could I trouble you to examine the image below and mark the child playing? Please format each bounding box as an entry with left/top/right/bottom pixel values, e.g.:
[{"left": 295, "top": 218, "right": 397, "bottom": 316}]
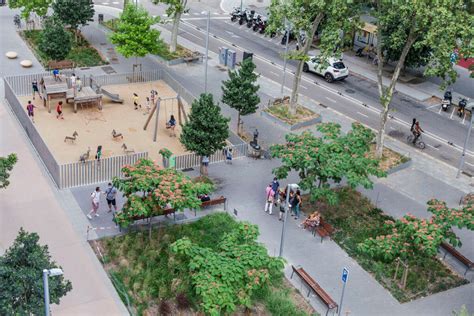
[
  {"left": 52, "top": 68, "right": 61, "bottom": 81},
  {"left": 166, "top": 115, "right": 176, "bottom": 137},
  {"left": 32, "top": 79, "right": 40, "bottom": 100},
  {"left": 56, "top": 101, "right": 64, "bottom": 119},
  {"left": 26, "top": 100, "right": 36, "bottom": 123},
  {"left": 145, "top": 97, "right": 151, "bottom": 114},
  {"left": 133, "top": 93, "right": 140, "bottom": 110}
]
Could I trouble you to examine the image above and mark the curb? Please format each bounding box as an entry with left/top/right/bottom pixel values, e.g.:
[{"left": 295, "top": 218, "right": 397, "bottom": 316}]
[
  {"left": 260, "top": 110, "right": 322, "bottom": 131},
  {"left": 386, "top": 158, "right": 412, "bottom": 175}
]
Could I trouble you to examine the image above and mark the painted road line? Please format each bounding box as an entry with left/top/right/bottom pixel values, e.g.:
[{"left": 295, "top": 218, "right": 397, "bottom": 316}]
[
  {"left": 450, "top": 107, "right": 455, "bottom": 119},
  {"left": 326, "top": 97, "right": 336, "bottom": 103},
  {"left": 465, "top": 161, "right": 474, "bottom": 167},
  {"left": 426, "top": 144, "right": 440, "bottom": 150},
  {"left": 300, "top": 85, "right": 308, "bottom": 90},
  {"left": 270, "top": 71, "right": 279, "bottom": 77},
  {"left": 357, "top": 112, "right": 369, "bottom": 118},
  {"left": 427, "top": 103, "right": 440, "bottom": 110},
  {"left": 185, "top": 32, "right": 202, "bottom": 41}
]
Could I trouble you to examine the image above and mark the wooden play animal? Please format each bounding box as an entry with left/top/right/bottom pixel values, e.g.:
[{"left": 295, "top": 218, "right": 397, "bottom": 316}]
[
  {"left": 64, "top": 131, "right": 78, "bottom": 143},
  {"left": 112, "top": 129, "right": 123, "bottom": 140},
  {"left": 121, "top": 143, "right": 135, "bottom": 154},
  {"left": 79, "top": 147, "right": 91, "bottom": 163}
]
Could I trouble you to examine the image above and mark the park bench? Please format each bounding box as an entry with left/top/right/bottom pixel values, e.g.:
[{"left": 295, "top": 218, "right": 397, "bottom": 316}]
[
  {"left": 291, "top": 265, "right": 338, "bottom": 316},
  {"left": 183, "top": 52, "right": 203, "bottom": 63},
  {"left": 193, "top": 196, "right": 227, "bottom": 216},
  {"left": 440, "top": 242, "right": 473, "bottom": 275},
  {"left": 314, "top": 218, "right": 335, "bottom": 243},
  {"left": 114, "top": 207, "right": 176, "bottom": 231},
  {"left": 47, "top": 60, "right": 75, "bottom": 70}
]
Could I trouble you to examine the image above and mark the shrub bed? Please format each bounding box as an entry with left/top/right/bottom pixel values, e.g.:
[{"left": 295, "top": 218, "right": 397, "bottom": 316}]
[
  {"left": 302, "top": 188, "right": 468, "bottom": 302},
  {"left": 97, "top": 213, "right": 316, "bottom": 315},
  {"left": 22, "top": 30, "right": 107, "bottom": 67}
]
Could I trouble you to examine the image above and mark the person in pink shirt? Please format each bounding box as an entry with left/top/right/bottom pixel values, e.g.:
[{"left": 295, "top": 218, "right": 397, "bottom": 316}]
[{"left": 264, "top": 183, "right": 275, "bottom": 215}]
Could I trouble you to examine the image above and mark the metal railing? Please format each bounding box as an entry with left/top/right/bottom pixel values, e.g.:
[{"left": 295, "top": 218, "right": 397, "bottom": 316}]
[
  {"left": 173, "top": 143, "right": 248, "bottom": 170},
  {"left": 58, "top": 152, "right": 148, "bottom": 189}
]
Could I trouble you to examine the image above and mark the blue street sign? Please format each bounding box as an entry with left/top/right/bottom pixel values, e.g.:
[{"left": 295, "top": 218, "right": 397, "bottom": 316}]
[{"left": 342, "top": 268, "right": 349, "bottom": 283}]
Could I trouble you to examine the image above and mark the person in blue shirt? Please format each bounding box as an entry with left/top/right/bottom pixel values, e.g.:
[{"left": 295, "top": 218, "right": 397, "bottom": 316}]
[
  {"left": 166, "top": 115, "right": 176, "bottom": 137},
  {"left": 52, "top": 68, "right": 61, "bottom": 81}
]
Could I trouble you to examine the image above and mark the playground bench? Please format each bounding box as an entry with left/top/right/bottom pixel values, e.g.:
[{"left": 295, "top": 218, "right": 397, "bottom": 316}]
[
  {"left": 193, "top": 196, "right": 227, "bottom": 216},
  {"left": 114, "top": 207, "right": 176, "bottom": 231},
  {"left": 440, "top": 242, "right": 473, "bottom": 275},
  {"left": 291, "top": 265, "right": 338, "bottom": 316},
  {"left": 183, "top": 52, "right": 203, "bottom": 63},
  {"left": 314, "top": 218, "right": 335, "bottom": 243},
  {"left": 47, "top": 60, "right": 75, "bottom": 70}
]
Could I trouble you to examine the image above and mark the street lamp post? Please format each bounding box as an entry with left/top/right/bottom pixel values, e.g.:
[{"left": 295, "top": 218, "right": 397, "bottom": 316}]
[
  {"left": 456, "top": 103, "right": 474, "bottom": 178},
  {"left": 43, "top": 268, "right": 64, "bottom": 316},
  {"left": 204, "top": 11, "right": 210, "bottom": 93},
  {"left": 279, "top": 183, "right": 298, "bottom": 257},
  {"left": 240, "top": 0, "right": 243, "bottom": 12}
]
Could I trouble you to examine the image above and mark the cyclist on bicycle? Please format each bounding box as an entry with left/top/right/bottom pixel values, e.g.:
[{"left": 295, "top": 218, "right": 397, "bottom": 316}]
[{"left": 412, "top": 121, "right": 424, "bottom": 144}]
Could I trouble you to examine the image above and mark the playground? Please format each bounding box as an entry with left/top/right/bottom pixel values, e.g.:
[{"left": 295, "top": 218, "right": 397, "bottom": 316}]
[{"left": 20, "top": 80, "right": 189, "bottom": 164}]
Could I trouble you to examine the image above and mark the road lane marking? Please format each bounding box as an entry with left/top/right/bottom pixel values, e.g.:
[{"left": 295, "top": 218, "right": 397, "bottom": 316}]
[
  {"left": 450, "top": 107, "right": 455, "bottom": 119},
  {"left": 426, "top": 144, "right": 440, "bottom": 150},
  {"left": 427, "top": 104, "right": 440, "bottom": 110},
  {"left": 356, "top": 112, "right": 369, "bottom": 118},
  {"left": 325, "top": 97, "right": 336, "bottom": 103},
  {"left": 185, "top": 32, "right": 202, "bottom": 40},
  {"left": 270, "top": 71, "right": 279, "bottom": 76},
  {"left": 466, "top": 161, "right": 474, "bottom": 167},
  {"left": 300, "top": 85, "right": 308, "bottom": 90}
]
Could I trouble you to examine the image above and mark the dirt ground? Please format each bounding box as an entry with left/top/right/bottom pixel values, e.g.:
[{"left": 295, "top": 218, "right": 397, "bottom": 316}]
[{"left": 20, "top": 81, "right": 189, "bottom": 164}]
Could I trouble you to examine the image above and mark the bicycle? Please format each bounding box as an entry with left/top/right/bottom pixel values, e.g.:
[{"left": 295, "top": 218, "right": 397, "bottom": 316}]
[{"left": 406, "top": 134, "right": 426, "bottom": 149}]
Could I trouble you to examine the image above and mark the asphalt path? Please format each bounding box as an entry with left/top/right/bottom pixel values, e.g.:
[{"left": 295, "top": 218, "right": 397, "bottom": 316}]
[{"left": 170, "top": 16, "right": 474, "bottom": 175}]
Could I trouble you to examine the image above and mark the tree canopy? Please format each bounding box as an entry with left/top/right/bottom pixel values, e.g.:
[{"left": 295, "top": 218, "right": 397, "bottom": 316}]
[
  {"left": 0, "top": 228, "right": 72, "bottom": 314},
  {"left": 8, "top": 0, "right": 52, "bottom": 19},
  {"left": 221, "top": 58, "right": 260, "bottom": 135},
  {"left": 0, "top": 153, "right": 17, "bottom": 189},
  {"left": 52, "top": 0, "right": 95, "bottom": 33},
  {"left": 152, "top": 0, "right": 188, "bottom": 52},
  {"left": 271, "top": 122, "right": 385, "bottom": 204},
  {"left": 109, "top": 4, "right": 165, "bottom": 60},
  {"left": 171, "top": 222, "right": 285, "bottom": 315},
  {"left": 113, "top": 158, "right": 212, "bottom": 228},
  {"left": 38, "top": 17, "right": 73, "bottom": 61}
]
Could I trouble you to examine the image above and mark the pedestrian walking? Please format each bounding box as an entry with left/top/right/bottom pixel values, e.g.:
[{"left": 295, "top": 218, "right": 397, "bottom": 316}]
[
  {"left": 271, "top": 177, "right": 280, "bottom": 205},
  {"left": 292, "top": 189, "right": 302, "bottom": 219},
  {"left": 278, "top": 188, "right": 287, "bottom": 221},
  {"left": 225, "top": 148, "right": 233, "bottom": 164},
  {"left": 264, "top": 183, "right": 275, "bottom": 214},
  {"left": 95, "top": 145, "right": 103, "bottom": 162},
  {"left": 56, "top": 101, "right": 64, "bottom": 119},
  {"left": 105, "top": 182, "right": 118, "bottom": 213},
  {"left": 87, "top": 187, "right": 102, "bottom": 219},
  {"left": 26, "top": 100, "right": 36, "bottom": 123},
  {"left": 32, "top": 79, "right": 40, "bottom": 100}
]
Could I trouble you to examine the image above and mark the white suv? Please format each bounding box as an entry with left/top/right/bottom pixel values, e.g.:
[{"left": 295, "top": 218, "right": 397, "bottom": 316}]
[{"left": 303, "top": 56, "right": 349, "bottom": 83}]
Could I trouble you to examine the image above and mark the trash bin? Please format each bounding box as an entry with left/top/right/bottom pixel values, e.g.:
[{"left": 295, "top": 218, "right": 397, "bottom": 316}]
[{"left": 98, "top": 14, "right": 104, "bottom": 24}]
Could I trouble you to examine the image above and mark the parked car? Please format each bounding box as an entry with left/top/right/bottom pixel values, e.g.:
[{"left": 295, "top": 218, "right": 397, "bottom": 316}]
[{"left": 303, "top": 56, "right": 349, "bottom": 82}]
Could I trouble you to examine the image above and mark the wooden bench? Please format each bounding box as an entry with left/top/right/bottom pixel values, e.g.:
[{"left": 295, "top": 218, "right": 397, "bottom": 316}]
[
  {"left": 114, "top": 207, "right": 176, "bottom": 231},
  {"left": 183, "top": 52, "right": 203, "bottom": 63},
  {"left": 291, "top": 265, "right": 338, "bottom": 316},
  {"left": 193, "top": 196, "right": 227, "bottom": 216},
  {"left": 314, "top": 218, "right": 335, "bottom": 243},
  {"left": 440, "top": 242, "right": 473, "bottom": 275},
  {"left": 47, "top": 60, "right": 75, "bottom": 70}
]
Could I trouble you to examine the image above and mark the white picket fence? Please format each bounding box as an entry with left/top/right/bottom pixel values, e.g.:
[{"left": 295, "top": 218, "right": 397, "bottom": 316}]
[{"left": 173, "top": 143, "right": 248, "bottom": 170}]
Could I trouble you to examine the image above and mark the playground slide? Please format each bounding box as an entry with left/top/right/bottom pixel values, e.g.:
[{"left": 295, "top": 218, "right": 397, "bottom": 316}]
[{"left": 100, "top": 88, "right": 124, "bottom": 103}]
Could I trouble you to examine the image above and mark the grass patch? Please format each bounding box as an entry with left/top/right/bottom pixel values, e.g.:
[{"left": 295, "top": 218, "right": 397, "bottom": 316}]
[
  {"left": 265, "top": 102, "right": 318, "bottom": 125},
  {"left": 368, "top": 144, "right": 410, "bottom": 172},
  {"left": 302, "top": 188, "right": 468, "bottom": 303},
  {"left": 98, "top": 213, "right": 315, "bottom": 315},
  {"left": 22, "top": 30, "right": 107, "bottom": 67}
]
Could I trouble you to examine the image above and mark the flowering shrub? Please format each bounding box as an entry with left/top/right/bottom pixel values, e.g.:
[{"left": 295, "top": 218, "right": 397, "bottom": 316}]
[
  {"left": 113, "top": 159, "right": 212, "bottom": 227},
  {"left": 358, "top": 199, "right": 474, "bottom": 262},
  {"left": 159, "top": 148, "right": 173, "bottom": 159}
]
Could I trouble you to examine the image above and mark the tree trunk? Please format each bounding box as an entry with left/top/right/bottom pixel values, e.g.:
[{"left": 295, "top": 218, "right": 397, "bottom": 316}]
[
  {"left": 200, "top": 159, "right": 208, "bottom": 176},
  {"left": 237, "top": 112, "right": 241, "bottom": 136},
  {"left": 375, "top": 14, "right": 417, "bottom": 158},
  {"left": 289, "top": 13, "right": 324, "bottom": 114},
  {"left": 170, "top": 12, "right": 182, "bottom": 53}
]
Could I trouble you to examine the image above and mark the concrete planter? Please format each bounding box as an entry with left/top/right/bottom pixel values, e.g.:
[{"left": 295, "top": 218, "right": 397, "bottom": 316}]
[
  {"left": 386, "top": 158, "right": 412, "bottom": 175},
  {"left": 261, "top": 110, "right": 322, "bottom": 131}
]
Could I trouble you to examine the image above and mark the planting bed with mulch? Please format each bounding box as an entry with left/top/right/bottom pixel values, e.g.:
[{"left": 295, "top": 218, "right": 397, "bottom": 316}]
[
  {"left": 301, "top": 188, "right": 468, "bottom": 303},
  {"left": 94, "top": 213, "right": 316, "bottom": 315}
]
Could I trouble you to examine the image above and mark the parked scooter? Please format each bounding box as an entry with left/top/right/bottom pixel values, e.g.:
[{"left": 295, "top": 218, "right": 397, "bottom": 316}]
[
  {"left": 252, "top": 15, "right": 263, "bottom": 31},
  {"left": 246, "top": 12, "right": 257, "bottom": 28},
  {"left": 256, "top": 18, "right": 267, "bottom": 34},
  {"left": 239, "top": 9, "right": 254, "bottom": 25},
  {"left": 458, "top": 97, "right": 468, "bottom": 117},
  {"left": 441, "top": 90, "right": 452, "bottom": 112},
  {"left": 230, "top": 7, "right": 244, "bottom": 22}
]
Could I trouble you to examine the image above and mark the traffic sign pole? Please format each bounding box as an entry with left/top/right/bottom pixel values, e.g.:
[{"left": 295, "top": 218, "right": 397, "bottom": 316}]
[{"left": 338, "top": 268, "right": 349, "bottom": 316}]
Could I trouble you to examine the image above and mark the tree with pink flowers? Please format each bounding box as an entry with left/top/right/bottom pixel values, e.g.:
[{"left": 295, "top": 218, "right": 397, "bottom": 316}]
[{"left": 112, "top": 159, "right": 212, "bottom": 233}]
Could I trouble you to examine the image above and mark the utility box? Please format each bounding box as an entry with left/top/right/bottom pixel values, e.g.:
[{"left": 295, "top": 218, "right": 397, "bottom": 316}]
[
  {"left": 243, "top": 51, "right": 253, "bottom": 61},
  {"left": 219, "top": 47, "right": 228, "bottom": 66},
  {"left": 98, "top": 14, "right": 104, "bottom": 24},
  {"left": 226, "top": 50, "right": 237, "bottom": 69}
]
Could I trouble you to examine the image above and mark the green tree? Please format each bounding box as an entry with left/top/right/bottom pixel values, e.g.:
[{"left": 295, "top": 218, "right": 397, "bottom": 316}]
[
  {"left": 453, "top": 305, "right": 472, "bottom": 316},
  {"left": 109, "top": 4, "right": 165, "bottom": 69},
  {"left": 221, "top": 58, "right": 260, "bottom": 135},
  {"left": 113, "top": 159, "right": 212, "bottom": 235},
  {"left": 171, "top": 222, "right": 285, "bottom": 315},
  {"left": 271, "top": 122, "right": 385, "bottom": 204},
  {"left": 180, "top": 93, "right": 230, "bottom": 175},
  {"left": 266, "top": 0, "right": 358, "bottom": 113},
  {"left": 0, "top": 153, "right": 17, "bottom": 189},
  {"left": 358, "top": 199, "right": 474, "bottom": 262},
  {"left": 38, "top": 18, "right": 73, "bottom": 61},
  {"left": 52, "top": 0, "right": 95, "bottom": 41},
  {"left": 373, "top": 0, "right": 474, "bottom": 157},
  {"left": 0, "top": 228, "right": 72, "bottom": 314},
  {"left": 152, "top": 0, "right": 188, "bottom": 53},
  {"left": 8, "top": 0, "right": 52, "bottom": 19}
]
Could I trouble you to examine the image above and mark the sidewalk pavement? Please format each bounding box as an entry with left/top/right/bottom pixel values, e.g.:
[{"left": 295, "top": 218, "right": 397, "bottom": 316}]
[
  {"left": 82, "top": 9, "right": 473, "bottom": 315},
  {"left": 0, "top": 7, "right": 128, "bottom": 315}
]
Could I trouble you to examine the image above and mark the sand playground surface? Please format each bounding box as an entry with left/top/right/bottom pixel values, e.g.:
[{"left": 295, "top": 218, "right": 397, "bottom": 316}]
[{"left": 20, "top": 81, "right": 189, "bottom": 164}]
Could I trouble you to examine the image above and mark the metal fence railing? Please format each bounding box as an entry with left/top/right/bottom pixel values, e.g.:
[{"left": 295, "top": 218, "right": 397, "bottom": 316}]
[
  {"left": 88, "top": 69, "right": 164, "bottom": 88},
  {"left": 173, "top": 143, "right": 248, "bottom": 170},
  {"left": 58, "top": 152, "right": 148, "bottom": 189}
]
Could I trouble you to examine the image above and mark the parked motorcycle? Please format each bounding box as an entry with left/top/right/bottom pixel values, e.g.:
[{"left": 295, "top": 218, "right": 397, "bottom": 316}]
[
  {"left": 441, "top": 90, "right": 452, "bottom": 111},
  {"left": 252, "top": 15, "right": 263, "bottom": 31},
  {"left": 230, "top": 7, "right": 244, "bottom": 22},
  {"left": 246, "top": 12, "right": 257, "bottom": 28},
  {"left": 458, "top": 97, "right": 468, "bottom": 117},
  {"left": 239, "top": 9, "right": 254, "bottom": 25},
  {"left": 256, "top": 19, "right": 267, "bottom": 34}
]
